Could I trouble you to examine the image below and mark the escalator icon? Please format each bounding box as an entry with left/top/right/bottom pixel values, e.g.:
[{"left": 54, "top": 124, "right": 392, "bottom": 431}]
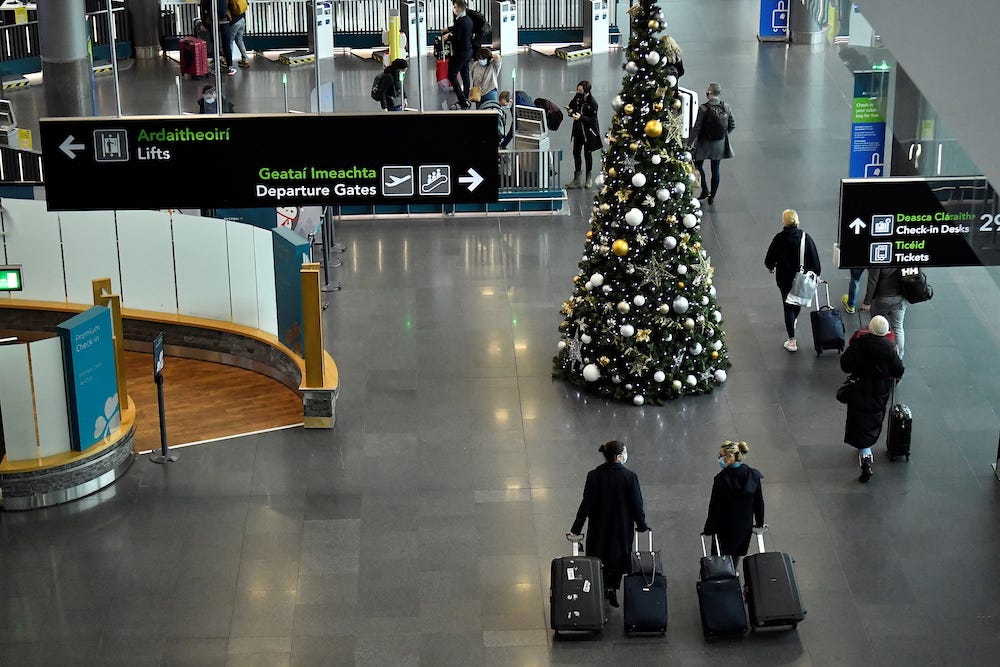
[{"left": 419, "top": 165, "right": 451, "bottom": 196}]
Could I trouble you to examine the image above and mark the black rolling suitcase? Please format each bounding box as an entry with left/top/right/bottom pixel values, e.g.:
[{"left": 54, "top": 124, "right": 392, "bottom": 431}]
[
  {"left": 743, "top": 532, "right": 805, "bottom": 631},
  {"left": 696, "top": 535, "right": 748, "bottom": 639},
  {"left": 810, "top": 280, "right": 845, "bottom": 355},
  {"left": 550, "top": 534, "right": 606, "bottom": 634},
  {"left": 623, "top": 530, "right": 668, "bottom": 635},
  {"left": 886, "top": 382, "right": 912, "bottom": 461}
]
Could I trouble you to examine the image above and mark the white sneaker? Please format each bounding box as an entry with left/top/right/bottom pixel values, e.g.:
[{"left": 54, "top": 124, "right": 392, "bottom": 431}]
[{"left": 783, "top": 338, "right": 798, "bottom": 352}]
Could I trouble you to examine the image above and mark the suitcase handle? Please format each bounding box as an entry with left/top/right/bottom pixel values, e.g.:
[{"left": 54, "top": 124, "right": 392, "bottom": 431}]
[
  {"left": 700, "top": 534, "right": 722, "bottom": 558},
  {"left": 566, "top": 532, "right": 584, "bottom": 557},
  {"left": 633, "top": 529, "right": 653, "bottom": 553}
]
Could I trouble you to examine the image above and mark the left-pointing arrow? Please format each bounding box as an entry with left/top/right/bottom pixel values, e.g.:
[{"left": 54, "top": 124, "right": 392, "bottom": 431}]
[{"left": 59, "top": 135, "right": 84, "bottom": 159}]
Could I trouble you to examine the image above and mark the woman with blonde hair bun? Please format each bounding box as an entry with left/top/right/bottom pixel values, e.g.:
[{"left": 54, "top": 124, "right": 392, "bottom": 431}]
[{"left": 702, "top": 441, "right": 765, "bottom": 566}]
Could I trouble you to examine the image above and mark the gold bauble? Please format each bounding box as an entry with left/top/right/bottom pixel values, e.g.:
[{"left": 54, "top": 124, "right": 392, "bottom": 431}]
[
  {"left": 694, "top": 241, "right": 702, "bottom": 249},
  {"left": 599, "top": 356, "right": 610, "bottom": 366},
  {"left": 572, "top": 276, "right": 581, "bottom": 283},
  {"left": 612, "top": 239, "right": 630, "bottom": 256},
  {"left": 672, "top": 98, "right": 682, "bottom": 109},
  {"left": 677, "top": 281, "right": 685, "bottom": 288},
  {"left": 600, "top": 203, "right": 611, "bottom": 212},
  {"left": 653, "top": 102, "right": 663, "bottom": 112},
  {"left": 644, "top": 119, "right": 663, "bottom": 137},
  {"left": 711, "top": 351, "right": 719, "bottom": 359},
  {"left": 586, "top": 230, "right": 594, "bottom": 239},
  {"left": 608, "top": 167, "right": 617, "bottom": 177},
  {"left": 666, "top": 215, "right": 677, "bottom": 223},
  {"left": 629, "top": 142, "right": 638, "bottom": 151},
  {"left": 648, "top": 19, "right": 659, "bottom": 29},
  {"left": 624, "top": 104, "right": 635, "bottom": 115},
  {"left": 706, "top": 278, "right": 712, "bottom": 286}
]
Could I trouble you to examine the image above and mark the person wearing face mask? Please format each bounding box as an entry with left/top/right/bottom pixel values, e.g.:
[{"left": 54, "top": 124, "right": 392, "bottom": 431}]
[
  {"left": 498, "top": 90, "right": 514, "bottom": 148},
  {"left": 197, "top": 84, "right": 232, "bottom": 114},
  {"left": 569, "top": 440, "right": 649, "bottom": 608},
  {"left": 565, "top": 80, "right": 601, "bottom": 189},
  {"left": 469, "top": 47, "right": 502, "bottom": 108},
  {"left": 702, "top": 441, "right": 765, "bottom": 568}
]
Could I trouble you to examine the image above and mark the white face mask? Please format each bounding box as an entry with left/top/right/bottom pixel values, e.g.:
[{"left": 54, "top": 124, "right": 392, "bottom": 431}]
[
  {"left": 478, "top": 59, "right": 488, "bottom": 66},
  {"left": 204, "top": 94, "right": 217, "bottom": 104},
  {"left": 619, "top": 448, "right": 628, "bottom": 465}
]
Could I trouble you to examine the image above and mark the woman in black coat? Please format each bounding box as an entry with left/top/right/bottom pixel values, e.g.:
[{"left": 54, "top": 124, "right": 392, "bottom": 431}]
[
  {"left": 840, "top": 315, "right": 904, "bottom": 482},
  {"left": 569, "top": 440, "right": 648, "bottom": 607},
  {"left": 703, "top": 441, "right": 765, "bottom": 566},
  {"left": 764, "top": 208, "right": 821, "bottom": 353},
  {"left": 566, "top": 80, "right": 601, "bottom": 189}
]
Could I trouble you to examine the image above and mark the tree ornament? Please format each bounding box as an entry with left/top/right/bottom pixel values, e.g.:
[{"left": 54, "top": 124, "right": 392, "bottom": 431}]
[
  {"left": 714, "top": 370, "right": 728, "bottom": 383},
  {"left": 681, "top": 151, "right": 692, "bottom": 162},
  {"left": 711, "top": 340, "right": 723, "bottom": 351},
  {"left": 697, "top": 315, "right": 705, "bottom": 323},
  {"left": 572, "top": 275, "right": 581, "bottom": 283},
  {"left": 690, "top": 342, "right": 703, "bottom": 355},
  {"left": 631, "top": 173, "right": 647, "bottom": 188},
  {"left": 646, "top": 51, "right": 660, "bottom": 65},
  {"left": 612, "top": 375, "right": 621, "bottom": 384},
  {"left": 672, "top": 296, "right": 689, "bottom": 313},
  {"left": 711, "top": 351, "right": 719, "bottom": 359},
  {"left": 664, "top": 236, "right": 677, "bottom": 249},
  {"left": 625, "top": 61, "right": 638, "bottom": 75},
  {"left": 624, "top": 208, "right": 644, "bottom": 226},
  {"left": 600, "top": 203, "right": 611, "bottom": 212},
  {"left": 580, "top": 334, "right": 592, "bottom": 344},
  {"left": 608, "top": 167, "right": 617, "bottom": 177},
  {"left": 624, "top": 103, "right": 635, "bottom": 115},
  {"left": 633, "top": 295, "right": 646, "bottom": 306},
  {"left": 658, "top": 303, "right": 669, "bottom": 314},
  {"left": 617, "top": 301, "right": 630, "bottom": 313},
  {"left": 684, "top": 318, "right": 695, "bottom": 329},
  {"left": 582, "top": 364, "right": 601, "bottom": 381},
  {"left": 674, "top": 182, "right": 686, "bottom": 194},
  {"left": 672, "top": 98, "right": 682, "bottom": 109},
  {"left": 653, "top": 371, "right": 666, "bottom": 383},
  {"left": 713, "top": 310, "right": 722, "bottom": 322},
  {"left": 653, "top": 102, "right": 663, "bottom": 112},
  {"left": 648, "top": 19, "right": 659, "bottom": 29},
  {"left": 594, "top": 174, "right": 606, "bottom": 188},
  {"left": 633, "top": 395, "right": 645, "bottom": 406},
  {"left": 666, "top": 214, "right": 677, "bottom": 224},
  {"left": 602, "top": 285, "right": 612, "bottom": 294},
  {"left": 644, "top": 120, "right": 663, "bottom": 137},
  {"left": 686, "top": 374, "right": 697, "bottom": 386},
  {"left": 672, "top": 379, "right": 682, "bottom": 390},
  {"left": 666, "top": 75, "right": 677, "bottom": 88},
  {"left": 682, "top": 213, "right": 698, "bottom": 229},
  {"left": 586, "top": 230, "right": 594, "bottom": 239},
  {"left": 656, "top": 188, "right": 670, "bottom": 201},
  {"left": 625, "top": 384, "right": 633, "bottom": 391},
  {"left": 677, "top": 281, "right": 685, "bottom": 288},
  {"left": 677, "top": 265, "right": 688, "bottom": 275},
  {"left": 701, "top": 296, "right": 709, "bottom": 305},
  {"left": 599, "top": 356, "right": 610, "bottom": 366},
  {"left": 620, "top": 324, "right": 635, "bottom": 337},
  {"left": 590, "top": 273, "right": 604, "bottom": 286},
  {"left": 584, "top": 281, "right": 593, "bottom": 290},
  {"left": 612, "top": 239, "right": 629, "bottom": 256},
  {"left": 612, "top": 95, "right": 624, "bottom": 112},
  {"left": 557, "top": 340, "right": 567, "bottom": 350}
]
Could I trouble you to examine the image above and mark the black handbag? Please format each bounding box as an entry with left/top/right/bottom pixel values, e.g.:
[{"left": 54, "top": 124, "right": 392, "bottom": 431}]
[
  {"left": 836, "top": 375, "right": 861, "bottom": 404},
  {"left": 700, "top": 535, "right": 737, "bottom": 581},
  {"left": 630, "top": 530, "right": 664, "bottom": 576}
]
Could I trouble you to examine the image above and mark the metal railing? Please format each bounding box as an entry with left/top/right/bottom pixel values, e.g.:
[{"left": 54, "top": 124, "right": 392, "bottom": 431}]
[
  {"left": 0, "top": 6, "right": 129, "bottom": 67},
  {"left": 0, "top": 144, "right": 44, "bottom": 184},
  {"left": 500, "top": 148, "right": 563, "bottom": 192}
]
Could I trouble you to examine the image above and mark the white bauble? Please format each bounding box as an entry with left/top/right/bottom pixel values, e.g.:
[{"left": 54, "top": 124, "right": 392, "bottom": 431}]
[
  {"left": 646, "top": 51, "right": 660, "bottom": 65},
  {"left": 625, "top": 60, "right": 638, "bottom": 74},
  {"left": 674, "top": 182, "right": 686, "bottom": 194},
  {"left": 686, "top": 374, "right": 698, "bottom": 386},
  {"left": 682, "top": 214, "right": 698, "bottom": 229},
  {"left": 590, "top": 273, "right": 604, "bottom": 286},
  {"left": 677, "top": 265, "right": 688, "bottom": 275},
  {"left": 684, "top": 318, "right": 695, "bottom": 329},
  {"left": 713, "top": 310, "right": 722, "bottom": 322},
  {"left": 714, "top": 369, "right": 728, "bottom": 383},
  {"left": 612, "top": 95, "right": 624, "bottom": 112},
  {"left": 701, "top": 296, "right": 710, "bottom": 305},
  {"left": 625, "top": 208, "right": 644, "bottom": 226},
  {"left": 584, "top": 281, "right": 593, "bottom": 290},
  {"left": 664, "top": 236, "right": 677, "bottom": 249},
  {"left": 633, "top": 394, "right": 645, "bottom": 406},
  {"left": 690, "top": 342, "right": 703, "bottom": 355},
  {"left": 666, "top": 333, "right": 673, "bottom": 341},
  {"left": 697, "top": 315, "right": 705, "bottom": 323},
  {"left": 612, "top": 375, "right": 621, "bottom": 384},
  {"left": 582, "top": 364, "right": 601, "bottom": 381},
  {"left": 688, "top": 172, "right": 697, "bottom": 183},
  {"left": 620, "top": 324, "right": 635, "bottom": 337},
  {"left": 594, "top": 173, "right": 605, "bottom": 188},
  {"left": 672, "top": 379, "right": 682, "bottom": 390},
  {"left": 617, "top": 300, "right": 630, "bottom": 313},
  {"left": 633, "top": 295, "right": 646, "bottom": 307},
  {"left": 681, "top": 151, "right": 692, "bottom": 162},
  {"left": 632, "top": 173, "right": 647, "bottom": 188},
  {"left": 709, "top": 285, "right": 717, "bottom": 298},
  {"left": 653, "top": 371, "right": 666, "bottom": 383},
  {"left": 602, "top": 285, "right": 612, "bottom": 294},
  {"left": 651, "top": 154, "right": 662, "bottom": 165},
  {"left": 673, "top": 296, "right": 689, "bottom": 313},
  {"left": 691, "top": 198, "right": 701, "bottom": 210},
  {"left": 581, "top": 334, "right": 592, "bottom": 344},
  {"left": 557, "top": 340, "right": 567, "bottom": 350},
  {"left": 656, "top": 188, "right": 670, "bottom": 202},
  {"left": 625, "top": 383, "right": 633, "bottom": 391},
  {"left": 666, "top": 74, "right": 677, "bottom": 88},
  {"left": 711, "top": 340, "right": 723, "bottom": 351},
  {"left": 658, "top": 303, "right": 670, "bottom": 314}
]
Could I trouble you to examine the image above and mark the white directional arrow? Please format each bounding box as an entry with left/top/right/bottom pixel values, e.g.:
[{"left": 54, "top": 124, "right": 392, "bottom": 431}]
[
  {"left": 458, "top": 168, "right": 484, "bottom": 191},
  {"left": 59, "top": 135, "right": 84, "bottom": 159},
  {"left": 849, "top": 217, "right": 867, "bottom": 234}
]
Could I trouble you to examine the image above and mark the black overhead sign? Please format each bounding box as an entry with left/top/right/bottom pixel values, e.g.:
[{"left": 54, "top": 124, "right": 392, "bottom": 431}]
[
  {"left": 838, "top": 176, "right": 1000, "bottom": 268},
  {"left": 39, "top": 113, "right": 499, "bottom": 211}
]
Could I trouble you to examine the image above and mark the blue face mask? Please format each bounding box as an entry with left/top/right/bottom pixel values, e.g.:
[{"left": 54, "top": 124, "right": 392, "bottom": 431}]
[{"left": 718, "top": 456, "right": 727, "bottom": 468}]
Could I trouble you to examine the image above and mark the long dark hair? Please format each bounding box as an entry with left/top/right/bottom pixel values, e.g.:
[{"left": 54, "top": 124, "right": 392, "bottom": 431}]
[
  {"left": 599, "top": 440, "right": 623, "bottom": 462},
  {"left": 577, "top": 80, "right": 592, "bottom": 96}
]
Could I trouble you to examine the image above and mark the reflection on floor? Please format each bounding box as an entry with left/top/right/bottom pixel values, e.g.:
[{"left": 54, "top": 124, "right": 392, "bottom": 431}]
[{"left": 123, "top": 351, "right": 302, "bottom": 453}]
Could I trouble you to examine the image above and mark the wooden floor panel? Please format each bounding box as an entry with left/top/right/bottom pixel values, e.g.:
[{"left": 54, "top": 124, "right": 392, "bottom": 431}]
[{"left": 123, "top": 352, "right": 303, "bottom": 453}]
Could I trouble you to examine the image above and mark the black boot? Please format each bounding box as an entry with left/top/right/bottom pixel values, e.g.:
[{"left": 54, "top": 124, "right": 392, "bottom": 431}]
[{"left": 859, "top": 455, "right": 874, "bottom": 483}]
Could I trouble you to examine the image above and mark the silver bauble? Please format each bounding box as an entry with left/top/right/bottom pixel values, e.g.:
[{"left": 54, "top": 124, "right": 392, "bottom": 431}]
[{"left": 664, "top": 236, "right": 677, "bottom": 249}]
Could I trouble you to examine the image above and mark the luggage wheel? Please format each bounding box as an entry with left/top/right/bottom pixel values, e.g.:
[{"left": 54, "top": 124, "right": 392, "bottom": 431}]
[{"left": 815, "top": 349, "right": 822, "bottom": 356}]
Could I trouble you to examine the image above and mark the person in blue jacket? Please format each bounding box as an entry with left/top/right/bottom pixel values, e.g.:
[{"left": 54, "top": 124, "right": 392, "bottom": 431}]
[
  {"left": 703, "top": 440, "right": 765, "bottom": 567},
  {"left": 569, "top": 440, "right": 648, "bottom": 608}
]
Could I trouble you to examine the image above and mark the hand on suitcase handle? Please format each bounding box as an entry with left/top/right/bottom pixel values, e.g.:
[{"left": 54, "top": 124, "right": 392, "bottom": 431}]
[
  {"left": 753, "top": 524, "right": 768, "bottom": 535},
  {"left": 566, "top": 532, "right": 584, "bottom": 542}
]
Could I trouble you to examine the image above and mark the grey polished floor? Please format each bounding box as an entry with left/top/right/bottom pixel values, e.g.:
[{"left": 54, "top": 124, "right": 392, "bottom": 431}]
[{"left": 3, "top": 1, "right": 1000, "bottom": 665}]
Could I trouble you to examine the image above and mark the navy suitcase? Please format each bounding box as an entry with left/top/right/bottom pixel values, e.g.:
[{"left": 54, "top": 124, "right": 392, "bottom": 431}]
[
  {"left": 886, "top": 383, "right": 912, "bottom": 461},
  {"left": 696, "top": 536, "right": 748, "bottom": 639},
  {"left": 550, "top": 535, "right": 606, "bottom": 634},
  {"left": 743, "top": 533, "right": 806, "bottom": 630},
  {"left": 623, "top": 531, "right": 668, "bottom": 635},
  {"left": 811, "top": 280, "right": 845, "bottom": 355}
]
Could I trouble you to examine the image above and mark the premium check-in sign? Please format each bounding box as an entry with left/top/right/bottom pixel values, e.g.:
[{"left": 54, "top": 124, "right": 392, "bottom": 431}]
[
  {"left": 39, "top": 113, "right": 499, "bottom": 210},
  {"left": 838, "top": 176, "right": 1000, "bottom": 268}
]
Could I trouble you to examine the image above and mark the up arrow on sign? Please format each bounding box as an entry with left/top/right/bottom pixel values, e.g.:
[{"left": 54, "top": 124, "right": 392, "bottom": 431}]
[
  {"left": 459, "top": 168, "right": 484, "bottom": 191},
  {"left": 849, "top": 217, "right": 867, "bottom": 234}
]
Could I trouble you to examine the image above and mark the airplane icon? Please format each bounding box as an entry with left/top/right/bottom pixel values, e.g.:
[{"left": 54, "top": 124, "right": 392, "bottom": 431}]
[
  {"left": 386, "top": 174, "right": 412, "bottom": 188},
  {"left": 382, "top": 166, "right": 414, "bottom": 196}
]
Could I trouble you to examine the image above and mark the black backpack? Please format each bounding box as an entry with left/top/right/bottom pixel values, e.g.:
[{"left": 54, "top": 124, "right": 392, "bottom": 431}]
[
  {"left": 899, "top": 267, "right": 933, "bottom": 303},
  {"left": 700, "top": 103, "right": 728, "bottom": 141},
  {"left": 370, "top": 71, "right": 387, "bottom": 101},
  {"left": 467, "top": 9, "right": 492, "bottom": 45}
]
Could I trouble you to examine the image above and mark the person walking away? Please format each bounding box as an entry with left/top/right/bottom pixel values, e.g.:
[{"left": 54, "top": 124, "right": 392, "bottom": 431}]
[
  {"left": 840, "top": 315, "right": 904, "bottom": 482},
  {"left": 228, "top": 0, "right": 250, "bottom": 68},
  {"left": 201, "top": 0, "right": 235, "bottom": 75},
  {"left": 441, "top": 0, "right": 474, "bottom": 109},
  {"left": 569, "top": 440, "right": 649, "bottom": 608},
  {"left": 862, "top": 267, "right": 907, "bottom": 358},
  {"left": 469, "top": 47, "right": 502, "bottom": 108},
  {"left": 702, "top": 441, "right": 765, "bottom": 569},
  {"left": 662, "top": 35, "right": 684, "bottom": 90},
  {"left": 566, "top": 80, "right": 601, "bottom": 189},
  {"left": 764, "top": 209, "right": 821, "bottom": 353},
  {"left": 378, "top": 59, "right": 408, "bottom": 111},
  {"left": 842, "top": 268, "right": 865, "bottom": 313},
  {"left": 688, "top": 82, "right": 735, "bottom": 204}
]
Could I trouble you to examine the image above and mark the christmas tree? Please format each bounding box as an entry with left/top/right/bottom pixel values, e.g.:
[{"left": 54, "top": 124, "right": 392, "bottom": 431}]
[{"left": 552, "top": 0, "right": 731, "bottom": 406}]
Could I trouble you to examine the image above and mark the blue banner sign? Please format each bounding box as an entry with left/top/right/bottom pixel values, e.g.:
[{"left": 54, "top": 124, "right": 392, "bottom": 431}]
[
  {"left": 758, "top": 0, "right": 789, "bottom": 40},
  {"left": 57, "top": 306, "right": 120, "bottom": 451}
]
